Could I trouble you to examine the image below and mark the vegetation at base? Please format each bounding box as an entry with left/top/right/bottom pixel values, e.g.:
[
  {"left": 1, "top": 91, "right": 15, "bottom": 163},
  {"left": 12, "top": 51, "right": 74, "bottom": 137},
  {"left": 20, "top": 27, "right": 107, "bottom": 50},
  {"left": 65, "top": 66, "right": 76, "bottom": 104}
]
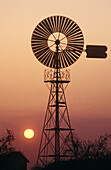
[
  {"left": 0, "top": 129, "right": 15, "bottom": 154},
  {"left": 67, "top": 133, "right": 111, "bottom": 160}
]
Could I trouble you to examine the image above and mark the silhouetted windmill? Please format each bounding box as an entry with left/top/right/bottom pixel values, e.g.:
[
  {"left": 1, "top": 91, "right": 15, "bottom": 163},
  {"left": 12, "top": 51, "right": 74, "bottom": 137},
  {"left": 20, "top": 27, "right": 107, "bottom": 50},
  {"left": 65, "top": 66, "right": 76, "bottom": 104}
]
[{"left": 31, "top": 15, "right": 107, "bottom": 169}]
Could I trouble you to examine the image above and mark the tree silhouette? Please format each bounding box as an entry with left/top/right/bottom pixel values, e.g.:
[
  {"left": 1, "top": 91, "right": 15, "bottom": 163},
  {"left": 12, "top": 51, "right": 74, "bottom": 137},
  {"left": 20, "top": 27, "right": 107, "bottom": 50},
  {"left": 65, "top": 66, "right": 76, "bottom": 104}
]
[
  {"left": 68, "top": 133, "right": 111, "bottom": 160},
  {"left": 0, "top": 129, "right": 15, "bottom": 155}
]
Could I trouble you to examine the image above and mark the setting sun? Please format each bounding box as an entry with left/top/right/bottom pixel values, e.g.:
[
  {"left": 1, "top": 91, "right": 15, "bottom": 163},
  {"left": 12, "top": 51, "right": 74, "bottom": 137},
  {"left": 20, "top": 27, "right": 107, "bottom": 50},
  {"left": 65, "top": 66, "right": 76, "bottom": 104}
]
[{"left": 24, "top": 129, "right": 34, "bottom": 139}]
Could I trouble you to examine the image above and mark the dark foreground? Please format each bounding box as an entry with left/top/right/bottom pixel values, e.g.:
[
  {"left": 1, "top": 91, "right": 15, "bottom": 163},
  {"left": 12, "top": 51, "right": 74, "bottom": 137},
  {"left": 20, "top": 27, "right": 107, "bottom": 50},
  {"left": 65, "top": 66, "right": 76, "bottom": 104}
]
[{"left": 34, "top": 159, "right": 111, "bottom": 170}]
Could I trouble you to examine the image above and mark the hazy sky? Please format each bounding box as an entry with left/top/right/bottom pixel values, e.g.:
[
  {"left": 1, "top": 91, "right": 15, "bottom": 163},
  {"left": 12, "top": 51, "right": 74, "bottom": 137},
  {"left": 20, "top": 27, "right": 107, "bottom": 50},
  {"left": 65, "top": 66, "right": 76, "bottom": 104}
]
[{"left": 0, "top": 0, "right": 111, "bottom": 169}]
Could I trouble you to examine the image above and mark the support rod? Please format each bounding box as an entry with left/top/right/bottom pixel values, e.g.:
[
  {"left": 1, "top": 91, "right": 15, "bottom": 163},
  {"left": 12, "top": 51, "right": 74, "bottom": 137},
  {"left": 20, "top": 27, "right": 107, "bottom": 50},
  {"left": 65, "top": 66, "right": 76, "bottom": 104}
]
[{"left": 55, "top": 44, "right": 60, "bottom": 163}]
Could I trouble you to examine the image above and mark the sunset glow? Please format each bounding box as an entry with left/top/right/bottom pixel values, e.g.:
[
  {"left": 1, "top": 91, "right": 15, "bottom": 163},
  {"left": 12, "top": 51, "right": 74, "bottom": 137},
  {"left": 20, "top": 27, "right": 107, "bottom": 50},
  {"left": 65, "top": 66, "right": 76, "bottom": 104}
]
[
  {"left": 0, "top": 0, "right": 111, "bottom": 169},
  {"left": 24, "top": 129, "right": 34, "bottom": 139}
]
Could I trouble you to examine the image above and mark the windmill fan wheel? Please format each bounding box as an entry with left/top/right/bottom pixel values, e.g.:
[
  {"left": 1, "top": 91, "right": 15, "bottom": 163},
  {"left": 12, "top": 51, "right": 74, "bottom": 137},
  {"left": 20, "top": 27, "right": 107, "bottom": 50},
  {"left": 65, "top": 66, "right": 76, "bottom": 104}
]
[{"left": 31, "top": 15, "right": 84, "bottom": 69}]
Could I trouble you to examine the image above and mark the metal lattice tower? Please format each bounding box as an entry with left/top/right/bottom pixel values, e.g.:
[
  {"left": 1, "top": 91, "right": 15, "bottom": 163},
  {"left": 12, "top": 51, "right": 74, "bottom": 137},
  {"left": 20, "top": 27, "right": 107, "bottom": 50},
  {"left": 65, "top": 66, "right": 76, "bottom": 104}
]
[
  {"left": 31, "top": 15, "right": 84, "bottom": 168},
  {"left": 37, "top": 68, "right": 75, "bottom": 167}
]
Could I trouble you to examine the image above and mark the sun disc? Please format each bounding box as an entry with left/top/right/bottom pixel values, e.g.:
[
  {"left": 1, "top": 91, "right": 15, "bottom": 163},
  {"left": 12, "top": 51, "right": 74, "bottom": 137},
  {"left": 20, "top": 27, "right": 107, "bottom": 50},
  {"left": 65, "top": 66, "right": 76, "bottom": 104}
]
[{"left": 24, "top": 129, "right": 34, "bottom": 139}]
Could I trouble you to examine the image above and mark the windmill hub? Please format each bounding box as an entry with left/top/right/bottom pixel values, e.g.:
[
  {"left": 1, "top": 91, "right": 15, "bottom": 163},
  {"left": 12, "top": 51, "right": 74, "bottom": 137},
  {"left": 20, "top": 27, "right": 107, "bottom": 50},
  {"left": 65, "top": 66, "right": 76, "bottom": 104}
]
[
  {"left": 55, "top": 39, "right": 60, "bottom": 45},
  {"left": 47, "top": 32, "right": 67, "bottom": 53}
]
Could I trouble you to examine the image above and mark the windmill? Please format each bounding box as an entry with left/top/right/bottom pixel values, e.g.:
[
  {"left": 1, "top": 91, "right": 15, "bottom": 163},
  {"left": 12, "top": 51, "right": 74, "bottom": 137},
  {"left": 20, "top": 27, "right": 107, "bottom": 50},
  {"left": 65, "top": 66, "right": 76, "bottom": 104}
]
[{"left": 31, "top": 15, "right": 107, "bottom": 169}]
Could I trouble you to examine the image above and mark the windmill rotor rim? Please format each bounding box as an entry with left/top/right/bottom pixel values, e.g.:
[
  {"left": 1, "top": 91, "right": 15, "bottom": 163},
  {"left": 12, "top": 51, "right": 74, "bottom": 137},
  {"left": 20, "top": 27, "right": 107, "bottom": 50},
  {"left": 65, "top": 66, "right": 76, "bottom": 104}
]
[{"left": 31, "top": 15, "right": 84, "bottom": 69}]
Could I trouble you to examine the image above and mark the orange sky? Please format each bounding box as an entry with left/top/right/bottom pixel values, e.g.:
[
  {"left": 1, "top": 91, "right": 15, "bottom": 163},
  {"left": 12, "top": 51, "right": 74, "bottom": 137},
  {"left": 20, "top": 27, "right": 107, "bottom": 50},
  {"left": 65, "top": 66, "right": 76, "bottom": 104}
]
[{"left": 0, "top": 0, "right": 111, "bottom": 169}]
